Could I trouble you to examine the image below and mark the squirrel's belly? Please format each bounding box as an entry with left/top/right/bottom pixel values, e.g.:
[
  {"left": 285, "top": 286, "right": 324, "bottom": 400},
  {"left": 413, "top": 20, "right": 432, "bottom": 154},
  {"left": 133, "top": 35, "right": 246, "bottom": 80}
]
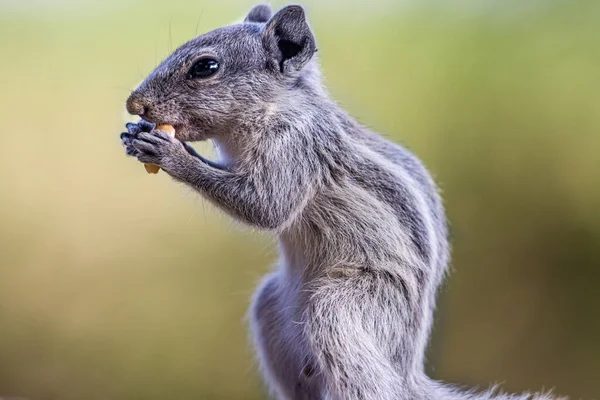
[{"left": 249, "top": 272, "right": 324, "bottom": 398}]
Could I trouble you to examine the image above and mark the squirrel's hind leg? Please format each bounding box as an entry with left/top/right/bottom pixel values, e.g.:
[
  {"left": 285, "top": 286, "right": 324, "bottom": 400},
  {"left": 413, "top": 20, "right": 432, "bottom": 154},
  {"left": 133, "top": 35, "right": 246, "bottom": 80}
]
[{"left": 303, "top": 269, "right": 424, "bottom": 400}]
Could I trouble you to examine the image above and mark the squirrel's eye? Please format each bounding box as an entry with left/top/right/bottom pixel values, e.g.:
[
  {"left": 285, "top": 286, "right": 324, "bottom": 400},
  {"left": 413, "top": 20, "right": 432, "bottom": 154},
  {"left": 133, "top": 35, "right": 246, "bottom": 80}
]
[{"left": 190, "top": 58, "right": 219, "bottom": 78}]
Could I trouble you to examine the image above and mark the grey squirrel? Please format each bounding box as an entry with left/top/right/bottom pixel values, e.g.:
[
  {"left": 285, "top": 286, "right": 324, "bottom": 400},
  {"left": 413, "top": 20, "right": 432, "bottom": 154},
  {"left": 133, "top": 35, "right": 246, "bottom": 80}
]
[{"left": 120, "top": 4, "right": 564, "bottom": 400}]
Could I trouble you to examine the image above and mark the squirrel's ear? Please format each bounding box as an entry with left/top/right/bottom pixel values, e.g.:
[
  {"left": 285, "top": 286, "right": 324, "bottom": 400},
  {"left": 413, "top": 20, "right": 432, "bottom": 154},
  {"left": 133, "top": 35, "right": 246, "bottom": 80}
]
[
  {"left": 262, "top": 5, "right": 317, "bottom": 74},
  {"left": 245, "top": 4, "right": 272, "bottom": 23}
]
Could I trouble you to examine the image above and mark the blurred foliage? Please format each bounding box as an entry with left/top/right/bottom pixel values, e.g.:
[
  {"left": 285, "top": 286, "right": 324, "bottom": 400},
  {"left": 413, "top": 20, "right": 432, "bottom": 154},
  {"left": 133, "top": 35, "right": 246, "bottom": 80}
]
[{"left": 0, "top": 0, "right": 599, "bottom": 399}]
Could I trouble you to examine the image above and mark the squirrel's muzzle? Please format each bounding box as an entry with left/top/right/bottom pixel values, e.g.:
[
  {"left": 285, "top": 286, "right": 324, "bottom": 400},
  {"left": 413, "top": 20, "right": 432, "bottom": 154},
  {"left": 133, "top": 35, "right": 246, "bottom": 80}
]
[{"left": 126, "top": 92, "right": 149, "bottom": 117}]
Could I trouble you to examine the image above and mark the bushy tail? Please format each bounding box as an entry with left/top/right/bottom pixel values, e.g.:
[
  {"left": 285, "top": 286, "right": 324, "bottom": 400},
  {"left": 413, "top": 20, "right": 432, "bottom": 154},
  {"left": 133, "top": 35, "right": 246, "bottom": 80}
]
[{"left": 427, "top": 379, "right": 566, "bottom": 400}]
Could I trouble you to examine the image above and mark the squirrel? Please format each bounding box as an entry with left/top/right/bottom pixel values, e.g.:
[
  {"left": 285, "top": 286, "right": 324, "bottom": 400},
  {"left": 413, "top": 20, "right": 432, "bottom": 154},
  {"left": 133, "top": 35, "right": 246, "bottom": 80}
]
[{"left": 120, "top": 4, "right": 564, "bottom": 400}]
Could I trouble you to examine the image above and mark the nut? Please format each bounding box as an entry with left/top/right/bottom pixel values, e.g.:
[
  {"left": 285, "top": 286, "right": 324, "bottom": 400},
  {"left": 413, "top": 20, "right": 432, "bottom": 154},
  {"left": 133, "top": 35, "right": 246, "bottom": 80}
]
[{"left": 144, "top": 124, "right": 176, "bottom": 174}]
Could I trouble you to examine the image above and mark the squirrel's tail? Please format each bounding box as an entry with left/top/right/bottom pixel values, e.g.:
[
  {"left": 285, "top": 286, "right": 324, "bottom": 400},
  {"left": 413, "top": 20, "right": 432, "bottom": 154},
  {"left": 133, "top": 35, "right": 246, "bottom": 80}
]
[{"left": 424, "top": 377, "right": 566, "bottom": 400}]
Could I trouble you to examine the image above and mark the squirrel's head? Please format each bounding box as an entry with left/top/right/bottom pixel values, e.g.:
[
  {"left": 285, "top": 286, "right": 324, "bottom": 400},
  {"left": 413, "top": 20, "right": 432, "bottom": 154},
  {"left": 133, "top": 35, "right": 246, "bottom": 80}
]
[{"left": 126, "top": 4, "right": 318, "bottom": 141}]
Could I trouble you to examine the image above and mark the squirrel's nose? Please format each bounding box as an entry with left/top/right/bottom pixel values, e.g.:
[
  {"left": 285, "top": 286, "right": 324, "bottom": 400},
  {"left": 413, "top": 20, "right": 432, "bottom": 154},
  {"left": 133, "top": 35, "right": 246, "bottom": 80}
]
[{"left": 126, "top": 93, "right": 149, "bottom": 116}]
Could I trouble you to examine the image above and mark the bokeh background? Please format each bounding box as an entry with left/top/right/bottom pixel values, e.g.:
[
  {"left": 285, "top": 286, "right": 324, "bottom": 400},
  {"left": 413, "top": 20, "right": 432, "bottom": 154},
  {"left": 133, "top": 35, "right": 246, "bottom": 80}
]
[{"left": 1, "top": 0, "right": 599, "bottom": 399}]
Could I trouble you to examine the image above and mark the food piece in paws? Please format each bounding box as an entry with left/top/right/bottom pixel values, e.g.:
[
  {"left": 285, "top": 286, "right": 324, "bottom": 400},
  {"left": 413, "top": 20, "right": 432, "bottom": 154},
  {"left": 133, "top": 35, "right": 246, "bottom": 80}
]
[{"left": 144, "top": 124, "right": 176, "bottom": 174}]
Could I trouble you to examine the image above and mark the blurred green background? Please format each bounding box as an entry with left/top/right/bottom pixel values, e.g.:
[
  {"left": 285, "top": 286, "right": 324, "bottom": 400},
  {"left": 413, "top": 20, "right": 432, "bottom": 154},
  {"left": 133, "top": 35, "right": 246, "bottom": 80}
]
[{"left": 0, "top": 0, "right": 599, "bottom": 399}]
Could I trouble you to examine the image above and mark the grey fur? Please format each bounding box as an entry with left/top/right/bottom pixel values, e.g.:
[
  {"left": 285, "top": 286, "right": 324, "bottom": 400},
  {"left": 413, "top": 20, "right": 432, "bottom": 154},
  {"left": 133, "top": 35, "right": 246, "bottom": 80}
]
[
  {"left": 245, "top": 4, "right": 273, "bottom": 23},
  {"left": 122, "top": 5, "right": 565, "bottom": 400}
]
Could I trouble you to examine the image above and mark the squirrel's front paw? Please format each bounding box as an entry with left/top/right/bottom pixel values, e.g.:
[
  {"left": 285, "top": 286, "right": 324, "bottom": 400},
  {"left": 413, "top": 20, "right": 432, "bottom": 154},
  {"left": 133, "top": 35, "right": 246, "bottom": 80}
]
[
  {"left": 130, "top": 126, "right": 187, "bottom": 171},
  {"left": 120, "top": 121, "right": 155, "bottom": 156}
]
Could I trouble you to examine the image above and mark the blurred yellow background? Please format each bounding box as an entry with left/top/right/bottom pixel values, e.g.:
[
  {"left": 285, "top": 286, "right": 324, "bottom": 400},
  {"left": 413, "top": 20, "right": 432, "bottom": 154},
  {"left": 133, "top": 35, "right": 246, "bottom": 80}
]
[{"left": 0, "top": 0, "right": 599, "bottom": 399}]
